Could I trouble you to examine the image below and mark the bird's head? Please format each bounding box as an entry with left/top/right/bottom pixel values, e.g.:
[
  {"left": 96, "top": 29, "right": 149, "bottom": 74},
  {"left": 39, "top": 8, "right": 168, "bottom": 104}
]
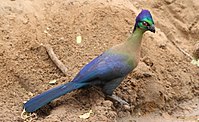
[{"left": 133, "top": 9, "right": 155, "bottom": 33}]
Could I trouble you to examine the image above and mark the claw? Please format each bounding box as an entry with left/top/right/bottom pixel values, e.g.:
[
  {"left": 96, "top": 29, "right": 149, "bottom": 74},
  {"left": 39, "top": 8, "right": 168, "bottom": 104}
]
[{"left": 107, "top": 94, "right": 129, "bottom": 106}]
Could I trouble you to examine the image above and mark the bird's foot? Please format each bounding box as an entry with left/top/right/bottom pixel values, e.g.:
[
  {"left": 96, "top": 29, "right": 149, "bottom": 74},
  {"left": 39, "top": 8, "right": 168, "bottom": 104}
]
[{"left": 107, "top": 94, "right": 129, "bottom": 106}]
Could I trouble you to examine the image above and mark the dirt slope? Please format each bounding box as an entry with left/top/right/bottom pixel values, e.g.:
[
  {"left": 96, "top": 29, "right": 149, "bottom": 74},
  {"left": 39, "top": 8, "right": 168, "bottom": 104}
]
[{"left": 0, "top": 0, "right": 198, "bottom": 121}]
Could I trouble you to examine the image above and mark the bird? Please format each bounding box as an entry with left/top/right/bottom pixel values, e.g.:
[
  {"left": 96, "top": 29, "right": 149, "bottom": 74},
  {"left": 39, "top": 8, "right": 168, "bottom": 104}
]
[{"left": 24, "top": 9, "right": 155, "bottom": 112}]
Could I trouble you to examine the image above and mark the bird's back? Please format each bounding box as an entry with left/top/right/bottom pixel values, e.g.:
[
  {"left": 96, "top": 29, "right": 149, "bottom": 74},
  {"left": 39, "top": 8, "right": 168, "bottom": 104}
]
[{"left": 72, "top": 46, "right": 137, "bottom": 84}]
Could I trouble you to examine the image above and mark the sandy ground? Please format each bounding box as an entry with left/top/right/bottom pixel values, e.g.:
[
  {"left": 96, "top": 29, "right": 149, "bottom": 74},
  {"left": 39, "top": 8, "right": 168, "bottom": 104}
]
[{"left": 0, "top": 0, "right": 198, "bottom": 121}]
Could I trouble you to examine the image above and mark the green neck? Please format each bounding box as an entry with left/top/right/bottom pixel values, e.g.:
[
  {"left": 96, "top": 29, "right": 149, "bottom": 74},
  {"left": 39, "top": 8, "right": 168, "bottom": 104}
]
[{"left": 126, "top": 27, "right": 145, "bottom": 50}]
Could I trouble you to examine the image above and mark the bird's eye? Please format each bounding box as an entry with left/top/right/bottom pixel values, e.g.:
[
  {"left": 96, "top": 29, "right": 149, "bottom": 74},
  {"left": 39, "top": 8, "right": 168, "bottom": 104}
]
[{"left": 142, "top": 21, "right": 149, "bottom": 26}]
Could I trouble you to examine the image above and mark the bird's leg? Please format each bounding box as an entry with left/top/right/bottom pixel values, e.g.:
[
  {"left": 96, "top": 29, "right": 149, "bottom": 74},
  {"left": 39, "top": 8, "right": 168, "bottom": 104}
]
[
  {"left": 102, "top": 77, "right": 129, "bottom": 106},
  {"left": 107, "top": 94, "right": 129, "bottom": 105}
]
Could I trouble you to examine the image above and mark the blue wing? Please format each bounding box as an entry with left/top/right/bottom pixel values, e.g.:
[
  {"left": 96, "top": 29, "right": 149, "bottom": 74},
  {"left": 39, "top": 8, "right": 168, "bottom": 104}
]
[{"left": 72, "top": 52, "right": 132, "bottom": 83}]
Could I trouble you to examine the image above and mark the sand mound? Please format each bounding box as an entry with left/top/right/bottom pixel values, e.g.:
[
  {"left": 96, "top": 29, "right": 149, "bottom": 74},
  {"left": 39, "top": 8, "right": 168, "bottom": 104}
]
[{"left": 0, "top": 0, "right": 198, "bottom": 121}]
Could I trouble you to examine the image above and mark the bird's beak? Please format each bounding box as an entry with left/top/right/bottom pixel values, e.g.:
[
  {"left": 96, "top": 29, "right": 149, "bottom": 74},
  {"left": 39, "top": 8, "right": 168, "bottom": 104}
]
[{"left": 148, "top": 24, "right": 155, "bottom": 33}]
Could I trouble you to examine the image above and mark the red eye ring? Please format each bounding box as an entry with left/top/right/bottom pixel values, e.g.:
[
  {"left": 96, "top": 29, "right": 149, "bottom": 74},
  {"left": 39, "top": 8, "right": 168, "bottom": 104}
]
[{"left": 142, "top": 21, "right": 149, "bottom": 26}]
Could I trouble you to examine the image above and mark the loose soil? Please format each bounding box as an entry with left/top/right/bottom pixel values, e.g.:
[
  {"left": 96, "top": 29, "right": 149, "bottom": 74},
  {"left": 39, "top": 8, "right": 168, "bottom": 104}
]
[{"left": 0, "top": 0, "right": 198, "bottom": 121}]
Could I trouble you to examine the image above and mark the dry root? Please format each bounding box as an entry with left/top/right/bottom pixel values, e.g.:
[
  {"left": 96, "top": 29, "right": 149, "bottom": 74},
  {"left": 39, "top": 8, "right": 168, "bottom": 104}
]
[{"left": 41, "top": 43, "right": 68, "bottom": 75}]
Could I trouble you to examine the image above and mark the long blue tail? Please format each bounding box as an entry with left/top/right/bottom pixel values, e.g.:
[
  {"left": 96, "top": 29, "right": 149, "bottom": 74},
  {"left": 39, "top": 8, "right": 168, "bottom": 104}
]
[{"left": 24, "top": 82, "right": 87, "bottom": 112}]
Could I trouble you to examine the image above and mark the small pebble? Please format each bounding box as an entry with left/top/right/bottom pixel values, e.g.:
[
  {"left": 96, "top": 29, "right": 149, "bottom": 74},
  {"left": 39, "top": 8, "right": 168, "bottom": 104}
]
[
  {"left": 164, "top": 0, "right": 174, "bottom": 4},
  {"left": 123, "top": 104, "right": 131, "bottom": 110},
  {"left": 103, "top": 100, "right": 113, "bottom": 107}
]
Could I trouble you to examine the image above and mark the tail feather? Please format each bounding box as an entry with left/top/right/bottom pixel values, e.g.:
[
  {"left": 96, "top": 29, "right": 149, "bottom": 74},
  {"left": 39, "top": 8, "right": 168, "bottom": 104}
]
[{"left": 24, "top": 82, "right": 87, "bottom": 112}]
